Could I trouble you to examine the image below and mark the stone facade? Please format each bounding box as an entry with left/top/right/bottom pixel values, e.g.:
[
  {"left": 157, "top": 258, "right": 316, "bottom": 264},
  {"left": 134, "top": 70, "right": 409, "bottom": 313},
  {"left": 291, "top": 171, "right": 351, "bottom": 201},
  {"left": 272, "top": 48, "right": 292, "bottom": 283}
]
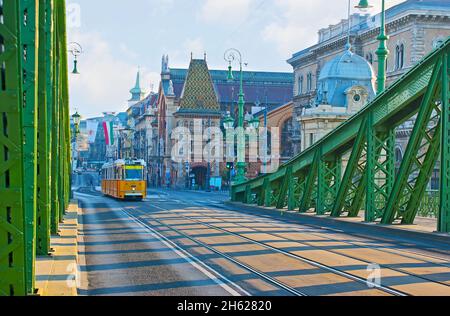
[
  {"left": 287, "top": 0, "right": 450, "bottom": 190},
  {"left": 256, "top": 101, "right": 295, "bottom": 163},
  {"left": 288, "top": 0, "right": 450, "bottom": 152}
]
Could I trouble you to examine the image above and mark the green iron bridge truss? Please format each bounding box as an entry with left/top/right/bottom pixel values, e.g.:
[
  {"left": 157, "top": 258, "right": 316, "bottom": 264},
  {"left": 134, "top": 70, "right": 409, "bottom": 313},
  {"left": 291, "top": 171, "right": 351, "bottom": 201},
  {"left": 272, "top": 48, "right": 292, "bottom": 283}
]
[
  {"left": 0, "top": 0, "right": 71, "bottom": 296},
  {"left": 232, "top": 38, "right": 450, "bottom": 234}
]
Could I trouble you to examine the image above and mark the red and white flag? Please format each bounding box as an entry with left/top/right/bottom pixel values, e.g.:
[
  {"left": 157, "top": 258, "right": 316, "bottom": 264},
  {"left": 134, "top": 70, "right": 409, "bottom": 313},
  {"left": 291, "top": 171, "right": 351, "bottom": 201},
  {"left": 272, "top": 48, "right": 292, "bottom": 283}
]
[{"left": 103, "top": 121, "right": 115, "bottom": 146}]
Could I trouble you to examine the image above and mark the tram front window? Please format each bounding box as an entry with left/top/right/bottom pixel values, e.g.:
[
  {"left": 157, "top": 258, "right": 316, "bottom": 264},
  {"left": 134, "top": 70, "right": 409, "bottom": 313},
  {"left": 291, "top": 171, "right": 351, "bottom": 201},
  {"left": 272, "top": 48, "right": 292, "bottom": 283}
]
[{"left": 125, "top": 169, "right": 143, "bottom": 181}]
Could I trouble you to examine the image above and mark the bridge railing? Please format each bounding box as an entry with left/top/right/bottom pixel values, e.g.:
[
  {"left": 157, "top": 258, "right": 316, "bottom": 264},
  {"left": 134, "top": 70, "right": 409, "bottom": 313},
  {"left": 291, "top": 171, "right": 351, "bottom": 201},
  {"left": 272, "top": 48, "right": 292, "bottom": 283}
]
[
  {"left": 0, "top": 0, "right": 71, "bottom": 296},
  {"left": 232, "top": 38, "right": 450, "bottom": 234}
]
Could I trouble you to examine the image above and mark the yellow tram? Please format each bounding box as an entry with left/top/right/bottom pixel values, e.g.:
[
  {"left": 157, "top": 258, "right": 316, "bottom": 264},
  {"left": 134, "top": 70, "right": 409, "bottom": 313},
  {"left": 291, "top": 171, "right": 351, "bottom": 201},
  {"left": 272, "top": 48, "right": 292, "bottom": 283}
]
[{"left": 101, "top": 159, "right": 147, "bottom": 200}]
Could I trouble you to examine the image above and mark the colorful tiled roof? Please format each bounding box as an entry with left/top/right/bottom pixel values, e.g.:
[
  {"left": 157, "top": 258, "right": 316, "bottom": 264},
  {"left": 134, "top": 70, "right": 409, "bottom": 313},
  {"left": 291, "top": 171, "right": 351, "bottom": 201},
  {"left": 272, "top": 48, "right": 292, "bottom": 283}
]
[
  {"left": 165, "top": 68, "right": 292, "bottom": 107},
  {"left": 177, "top": 59, "right": 221, "bottom": 114}
]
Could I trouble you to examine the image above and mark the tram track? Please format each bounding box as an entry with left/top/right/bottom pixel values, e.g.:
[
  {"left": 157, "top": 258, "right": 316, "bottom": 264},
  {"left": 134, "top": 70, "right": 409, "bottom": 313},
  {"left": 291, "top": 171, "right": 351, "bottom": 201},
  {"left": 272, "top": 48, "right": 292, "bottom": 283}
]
[
  {"left": 121, "top": 208, "right": 308, "bottom": 297},
  {"left": 173, "top": 207, "right": 450, "bottom": 291},
  {"left": 199, "top": 203, "right": 450, "bottom": 268},
  {"left": 202, "top": 202, "right": 450, "bottom": 265},
  {"left": 130, "top": 204, "right": 408, "bottom": 296}
]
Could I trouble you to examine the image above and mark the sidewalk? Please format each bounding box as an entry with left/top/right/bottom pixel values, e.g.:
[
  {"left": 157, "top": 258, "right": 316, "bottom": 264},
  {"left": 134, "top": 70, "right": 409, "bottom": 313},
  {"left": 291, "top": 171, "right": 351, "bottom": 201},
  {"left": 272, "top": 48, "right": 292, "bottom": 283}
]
[
  {"left": 35, "top": 201, "right": 80, "bottom": 296},
  {"left": 225, "top": 202, "right": 450, "bottom": 245}
]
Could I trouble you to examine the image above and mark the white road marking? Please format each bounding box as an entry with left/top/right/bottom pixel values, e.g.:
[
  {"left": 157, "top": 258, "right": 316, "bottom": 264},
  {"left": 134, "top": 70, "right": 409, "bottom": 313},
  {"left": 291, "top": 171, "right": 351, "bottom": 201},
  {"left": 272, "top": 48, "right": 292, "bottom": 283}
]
[{"left": 121, "top": 208, "right": 249, "bottom": 297}]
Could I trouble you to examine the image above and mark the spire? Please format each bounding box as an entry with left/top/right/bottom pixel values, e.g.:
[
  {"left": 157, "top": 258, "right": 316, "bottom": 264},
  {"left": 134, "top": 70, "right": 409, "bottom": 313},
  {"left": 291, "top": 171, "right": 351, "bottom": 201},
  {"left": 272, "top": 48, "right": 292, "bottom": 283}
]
[
  {"left": 129, "top": 67, "right": 144, "bottom": 102},
  {"left": 135, "top": 67, "right": 141, "bottom": 89},
  {"left": 161, "top": 55, "right": 169, "bottom": 74}
]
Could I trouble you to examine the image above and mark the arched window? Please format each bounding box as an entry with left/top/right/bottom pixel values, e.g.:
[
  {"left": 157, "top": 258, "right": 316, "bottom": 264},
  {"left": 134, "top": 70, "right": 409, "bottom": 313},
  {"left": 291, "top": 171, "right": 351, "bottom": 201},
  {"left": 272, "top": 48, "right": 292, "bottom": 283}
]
[
  {"left": 395, "top": 44, "right": 405, "bottom": 70},
  {"left": 298, "top": 75, "right": 304, "bottom": 95},
  {"left": 400, "top": 44, "right": 405, "bottom": 69},
  {"left": 433, "top": 38, "right": 445, "bottom": 49},
  {"left": 366, "top": 53, "right": 373, "bottom": 65},
  {"left": 306, "top": 73, "right": 313, "bottom": 92}
]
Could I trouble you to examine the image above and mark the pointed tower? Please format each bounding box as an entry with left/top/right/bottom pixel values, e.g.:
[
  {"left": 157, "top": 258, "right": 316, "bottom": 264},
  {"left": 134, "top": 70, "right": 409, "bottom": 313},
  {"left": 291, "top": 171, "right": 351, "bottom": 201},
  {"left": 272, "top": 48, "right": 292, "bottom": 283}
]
[
  {"left": 172, "top": 56, "right": 222, "bottom": 189},
  {"left": 129, "top": 68, "right": 145, "bottom": 105},
  {"left": 177, "top": 58, "right": 220, "bottom": 115}
]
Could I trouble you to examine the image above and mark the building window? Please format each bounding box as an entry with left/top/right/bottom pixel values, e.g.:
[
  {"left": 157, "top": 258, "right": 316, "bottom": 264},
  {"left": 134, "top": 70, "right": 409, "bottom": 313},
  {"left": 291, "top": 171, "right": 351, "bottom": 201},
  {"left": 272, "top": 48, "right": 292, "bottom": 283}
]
[
  {"left": 433, "top": 38, "right": 445, "bottom": 49},
  {"left": 298, "top": 75, "right": 303, "bottom": 95},
  {"left": 309, "top": 133, "right": 314, "bottom": 147},
  {"left": 366, "top": 52, "right": 373, "bottom": 65},
  {"left": 281, "top": 118, "right": 294, "bottom": 158},
  {"left": 307, "top": 73, "right": 313, "bottom": 92},
  {"left": 395, "top": 44, "right": 405, "bottom": 70}
]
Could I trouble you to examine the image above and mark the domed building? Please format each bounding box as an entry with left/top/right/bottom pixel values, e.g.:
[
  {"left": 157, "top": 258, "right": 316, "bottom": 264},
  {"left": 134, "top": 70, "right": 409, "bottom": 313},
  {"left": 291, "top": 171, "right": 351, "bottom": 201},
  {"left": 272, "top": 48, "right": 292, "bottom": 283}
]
[
  {"left": 316, "top": 49, "right": 375, "bottom": 110},
  {"left": 299, "top": 48, "right": 375, "bottom": 151}
]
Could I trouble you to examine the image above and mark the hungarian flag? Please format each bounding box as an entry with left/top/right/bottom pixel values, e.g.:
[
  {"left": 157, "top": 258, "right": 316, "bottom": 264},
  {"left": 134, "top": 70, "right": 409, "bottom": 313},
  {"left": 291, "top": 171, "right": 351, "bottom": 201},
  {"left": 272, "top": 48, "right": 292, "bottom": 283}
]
[{"left": 103, "top": 121, "right": 114, "bottom": 145}]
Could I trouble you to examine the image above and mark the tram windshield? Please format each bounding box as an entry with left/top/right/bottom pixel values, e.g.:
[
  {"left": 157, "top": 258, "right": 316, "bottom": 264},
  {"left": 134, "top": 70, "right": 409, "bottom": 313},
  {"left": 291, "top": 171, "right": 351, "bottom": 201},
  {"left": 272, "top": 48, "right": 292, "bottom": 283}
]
[{"left": 125, "top": 168, "right": 143, "bottom": 181}]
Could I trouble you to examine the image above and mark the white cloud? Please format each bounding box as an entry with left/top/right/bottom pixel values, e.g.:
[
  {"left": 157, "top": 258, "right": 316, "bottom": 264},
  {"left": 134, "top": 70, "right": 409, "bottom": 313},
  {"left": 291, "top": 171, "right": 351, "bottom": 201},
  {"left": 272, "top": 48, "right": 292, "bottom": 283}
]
[
  {"left": 184, "top": 37, "right": 205, "bottom": 58},
  {"left": 68, "top": 30, "right": 159, "bottom": 118},
  {"left": 199, "top": 0, "right": 256, "bottom": 25},
  {"left": 262, "top": 0, "right": 407, "bottom": 56}
]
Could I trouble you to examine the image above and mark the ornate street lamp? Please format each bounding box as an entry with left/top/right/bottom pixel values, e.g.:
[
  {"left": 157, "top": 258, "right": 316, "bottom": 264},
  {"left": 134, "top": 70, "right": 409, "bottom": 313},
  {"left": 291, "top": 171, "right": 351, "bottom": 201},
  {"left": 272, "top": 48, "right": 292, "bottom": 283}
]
[
  {"left": 355, "top": 0, "right": 389, "bottom": 94},
  {"left": 72, "top": 111, "right": 81, "bottom": 135},
  {"left": 71, "top": 111, "right": 82, "bottom": 197},
  {"left": 223, "top": 115, "right": 235, "bottom": 130},
  {"left": 248, "top": 117, "right": 260, "bottom": 130},
  {"left": 68, "top": 42, "right": 83, "bottom": 75},
  {"left": 224, "top": 48, "right": 248, "bottom": 184}
]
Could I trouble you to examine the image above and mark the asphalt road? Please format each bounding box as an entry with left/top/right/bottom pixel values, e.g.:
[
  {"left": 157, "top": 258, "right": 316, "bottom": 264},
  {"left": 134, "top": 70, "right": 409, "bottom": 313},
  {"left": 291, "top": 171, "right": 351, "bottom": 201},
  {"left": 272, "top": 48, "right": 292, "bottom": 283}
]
[{"left": 74, "top": 173, "right": 450, "bottom": 296}]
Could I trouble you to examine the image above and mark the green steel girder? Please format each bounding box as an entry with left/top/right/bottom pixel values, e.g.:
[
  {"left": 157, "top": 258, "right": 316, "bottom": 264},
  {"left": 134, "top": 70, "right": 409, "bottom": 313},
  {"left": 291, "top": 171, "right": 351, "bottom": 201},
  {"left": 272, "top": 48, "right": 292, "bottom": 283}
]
[
  {"left": 276, "top": 166, "right": 292, "bottom": 209},
  {"left": 258, "top": 178, "right": 271, "bottom": 207},
  {"left": 232, "top": 39, "right": 450, "bottom": 232},
  {"left": 382, "top": 59, "right": 443, "bottom": 224},
  {"left": 331, "top": 118, "right": 367, "bottom": 217},
  {"left": 244, "top": 185, "right": 252, "bottom": 204},
  {"left": 1, "top": 0, "right": 70, "bottom": 296},
  {"left": 0, "top": 0, "right": 27, "bottom": 296},
  {"left": 36, "top": 0, "right": 52, "bottom": 256},
  {"left": 366, "top": 113, "right": 395, "bottom": 222},
  {"left": 299, "top": 150, "right": 320, "bottom": 213},
  {"left": 268, "top": 179, "right": 282, "bottom": 207},
  {"left": 19, "top": 0, "right": 40, "bottom": 294},
  {"left": 287, "top": 171, "right": 297, "bottom": 211},
  {"left": 317, "top": 155, "right": 342, "bottom": 215},
  {"left": 402, "top": 118, "right": 441, "bottom": 224},
  {"left": 59, "top": 0, "right": 71, "bottom": 212},
  {"left": 439, "top": 52, "right": 450, "bottom": 233},
  {"left": 0, "top": 0, "right": 39, "bottom": 296},
  {"left": 232, "top": 40, "right": 448, "bottom": 197},
  {"left": 50, "top": 4, "right": 60, "bottom": 233},
  {"left": 292, "top": 174, "right": 306, "bottom": 211}
]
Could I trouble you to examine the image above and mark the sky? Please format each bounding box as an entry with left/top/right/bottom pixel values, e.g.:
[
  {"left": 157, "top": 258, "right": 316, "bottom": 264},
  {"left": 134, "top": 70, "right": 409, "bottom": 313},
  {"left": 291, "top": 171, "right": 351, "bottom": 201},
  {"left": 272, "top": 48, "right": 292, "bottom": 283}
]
[{"left": 67, "top": 0, "right": 406, "bottom": 119}]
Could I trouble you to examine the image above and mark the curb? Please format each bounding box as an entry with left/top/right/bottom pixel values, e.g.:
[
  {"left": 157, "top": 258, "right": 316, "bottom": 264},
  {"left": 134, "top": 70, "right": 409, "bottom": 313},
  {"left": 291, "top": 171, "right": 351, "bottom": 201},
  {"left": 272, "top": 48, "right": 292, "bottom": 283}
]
[
  {"left": 35, "top": 200, "right": 80, "bottom": 296},
  {"left": 77, "top": 201, "right": 89, "bottom": 296},
  {"left": 224, "top": 201, "right": 450, "bottom": 246}
]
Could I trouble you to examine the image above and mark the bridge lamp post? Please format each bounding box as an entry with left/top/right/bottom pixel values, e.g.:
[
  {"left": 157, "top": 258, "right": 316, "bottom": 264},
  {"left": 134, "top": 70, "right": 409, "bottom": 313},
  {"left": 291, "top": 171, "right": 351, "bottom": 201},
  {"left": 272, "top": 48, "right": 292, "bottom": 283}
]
[
  {"left": 224, "top": 48, "right": 250, "bottom": 184},
  {"left": 223, "top": 115, "right": 235, "bottom": 187},
  {"left": 68, "top": 42, "right": 83, "bottom": 75},
  {"left": 71, "top": 112, "right": 81, "bottom": 198},
  {"left": 72, "top": 111, "right": 81, "bottom": 169},
  {"left": 355, "top": 0, "right": 389, "bottom": 94}
]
